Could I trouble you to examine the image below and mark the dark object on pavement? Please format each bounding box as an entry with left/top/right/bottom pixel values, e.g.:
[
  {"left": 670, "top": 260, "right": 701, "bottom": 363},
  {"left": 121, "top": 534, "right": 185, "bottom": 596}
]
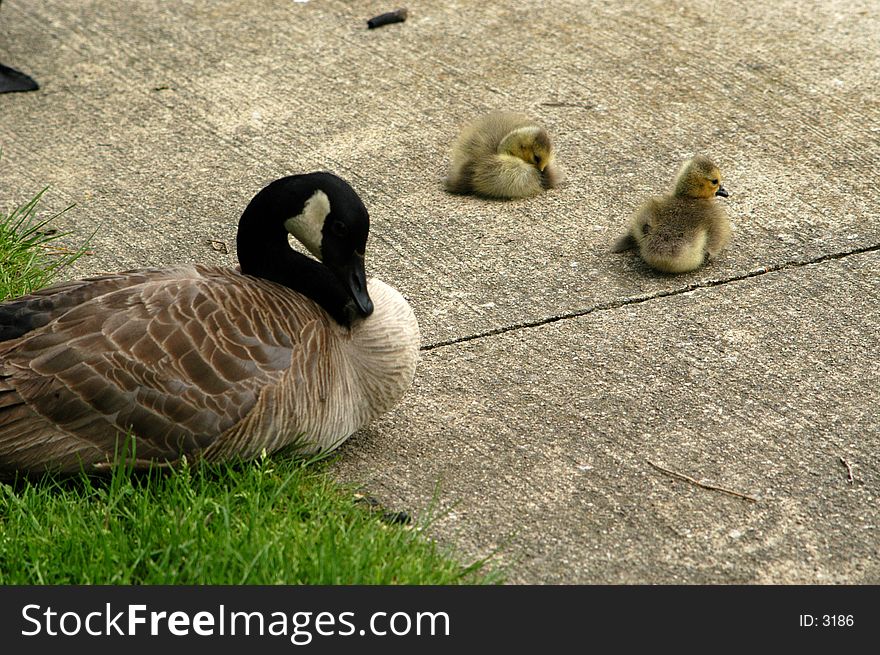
[
  {"left": 367, "top": 7, "right": 408, "bottom": 29},
  {"left": 354, "top": 493, "right": 412, "bottom": 525},
  {"left": 0, "top": 0, "right": 38, "bottom": 93},
  {"left": 0, "top": 62, "right": 38, "bottom": 93}
]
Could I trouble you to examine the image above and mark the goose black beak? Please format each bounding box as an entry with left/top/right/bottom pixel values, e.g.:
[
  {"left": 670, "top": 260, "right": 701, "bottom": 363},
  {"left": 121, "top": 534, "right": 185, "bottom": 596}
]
[
  {"left": 337, "top": 253, "right": 374, "bottom": 318},
  {"left": 715, "top": 186, "right": 729, "bottom": 198}
]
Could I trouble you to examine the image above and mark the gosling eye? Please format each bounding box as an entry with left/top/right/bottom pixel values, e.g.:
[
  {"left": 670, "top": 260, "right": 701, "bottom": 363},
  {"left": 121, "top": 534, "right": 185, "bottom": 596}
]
[
  {"left": 534, "top": 156, "right": 542, "bottom": 166},
  {"left": 710, "top": 178, "right": 719, "bottom": 185}
]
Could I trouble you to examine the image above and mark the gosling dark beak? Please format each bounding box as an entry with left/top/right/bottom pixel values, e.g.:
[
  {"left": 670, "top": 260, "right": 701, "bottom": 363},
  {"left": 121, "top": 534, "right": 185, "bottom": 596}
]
[
  {"left": 337, "top": 253, "right": 373, "bottom": 318},
  {"left": 715, "top": 186, "right": 729, "bottom": 198}
]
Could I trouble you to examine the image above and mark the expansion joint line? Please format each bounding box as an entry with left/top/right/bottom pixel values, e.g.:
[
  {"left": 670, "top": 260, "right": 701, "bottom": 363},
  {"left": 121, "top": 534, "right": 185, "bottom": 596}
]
[{"left": 420, "top": 242, "right": 880, "bottom": 352}]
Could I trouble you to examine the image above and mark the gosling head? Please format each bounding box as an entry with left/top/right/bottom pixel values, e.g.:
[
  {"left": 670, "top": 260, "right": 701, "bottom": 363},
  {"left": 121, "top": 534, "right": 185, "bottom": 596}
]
[
  {"left": 498, "top": 126, "right": 555, "bottom": 172},
  {"left": 673, "top": 155, "right": 729, "bottom": 200}
]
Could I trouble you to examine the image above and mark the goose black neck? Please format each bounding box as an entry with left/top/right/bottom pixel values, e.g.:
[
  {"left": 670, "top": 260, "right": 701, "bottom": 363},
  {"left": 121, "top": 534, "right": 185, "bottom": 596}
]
[{"left": 236, "top": 195, "right": 358, "bottom": 328}]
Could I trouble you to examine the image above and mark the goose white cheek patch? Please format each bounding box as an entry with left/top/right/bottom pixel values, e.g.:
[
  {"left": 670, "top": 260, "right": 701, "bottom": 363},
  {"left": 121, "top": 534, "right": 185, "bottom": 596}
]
[{"left": 284, "top": 190, "right": 330, "bottom": 260}]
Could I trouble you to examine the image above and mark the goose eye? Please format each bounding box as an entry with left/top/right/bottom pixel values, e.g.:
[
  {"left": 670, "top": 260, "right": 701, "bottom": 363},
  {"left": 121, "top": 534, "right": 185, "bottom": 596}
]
[
  {"left": 331, "top": 220, "right": 348, "bottom": 237},
  {"left": 710, "top": 179, "right": 719, "bottom": 185}
]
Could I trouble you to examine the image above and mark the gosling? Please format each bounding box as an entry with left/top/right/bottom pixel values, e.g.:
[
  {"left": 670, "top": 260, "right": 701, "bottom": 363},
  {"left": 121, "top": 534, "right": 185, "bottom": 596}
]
[
  {"left": 445, "top": 111, "right": 562, "bottom": 199},
  {"left": 612, "top": 156, "right": 731, "bottom": 273}
]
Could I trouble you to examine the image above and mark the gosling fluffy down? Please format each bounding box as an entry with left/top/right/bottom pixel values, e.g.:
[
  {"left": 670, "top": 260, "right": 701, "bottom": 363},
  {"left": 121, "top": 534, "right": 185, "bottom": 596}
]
[
  {"left": 445, "top": 111, "right": 562, "bottom": 199},
  {"left": 0, "top": 173, "right": 420, "bottom": 474},
  {"left": 612, "top": 156, "right": 731, "bottom": 273}
]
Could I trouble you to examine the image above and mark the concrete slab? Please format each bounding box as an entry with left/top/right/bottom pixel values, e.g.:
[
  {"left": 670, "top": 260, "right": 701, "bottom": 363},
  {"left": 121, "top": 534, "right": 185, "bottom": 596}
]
[
  {"left": 0, "top": 1, "right": 878, "bottom": 582},
  {"left": 335, "top": 250, "right": 880, "bottom": 583},
  {"left": 3, "top": 1, "right": 878, "bottom": 343}
]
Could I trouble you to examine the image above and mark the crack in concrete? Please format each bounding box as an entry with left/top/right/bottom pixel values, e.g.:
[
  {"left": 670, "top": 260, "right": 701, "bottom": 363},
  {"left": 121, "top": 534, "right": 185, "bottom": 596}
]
[{"left": 421, "top": 243, "right": 880, "bottom": 352}]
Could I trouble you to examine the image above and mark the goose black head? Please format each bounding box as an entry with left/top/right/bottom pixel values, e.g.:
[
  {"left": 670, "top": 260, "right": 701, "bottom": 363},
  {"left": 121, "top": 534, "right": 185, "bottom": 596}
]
[
  {"left": 237, "top": 172, "right": 374, "bottom": 324},
  {"left": 282, "top": 173, "right": 373, "bottom": 319}
]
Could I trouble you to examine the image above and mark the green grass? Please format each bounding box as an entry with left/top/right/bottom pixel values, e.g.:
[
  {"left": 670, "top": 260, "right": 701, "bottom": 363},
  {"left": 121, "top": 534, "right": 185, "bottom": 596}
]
[
  {"left": 0, "top": 189, "right": 498, "bottom": 585},
  {"left": 0, "top": 187, "right": 79, "bottom": 297},
  {"left": 0, "top": 457, "right": 493, "bottom": 584}
]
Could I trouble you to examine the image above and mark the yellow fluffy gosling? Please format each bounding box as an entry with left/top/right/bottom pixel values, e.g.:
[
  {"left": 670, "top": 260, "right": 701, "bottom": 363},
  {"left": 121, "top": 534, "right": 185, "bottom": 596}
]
[
  {"left": 445, "top": 111, "right": 562, "bottom": 199},
  {"left": 612, "top": 156, "right": 731, "bottom": 273}
]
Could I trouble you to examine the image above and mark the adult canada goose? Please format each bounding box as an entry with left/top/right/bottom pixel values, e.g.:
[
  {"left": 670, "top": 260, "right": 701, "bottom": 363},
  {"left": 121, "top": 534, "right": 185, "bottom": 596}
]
[
  {"left": 0, "top": 172, "right": 420, "bottom": 474},
  {"left": 611, "top": 156, "right": 731, "bottom": 273},
  {"left": 445, "top": 111, "right": 562, "bottom": 199}
]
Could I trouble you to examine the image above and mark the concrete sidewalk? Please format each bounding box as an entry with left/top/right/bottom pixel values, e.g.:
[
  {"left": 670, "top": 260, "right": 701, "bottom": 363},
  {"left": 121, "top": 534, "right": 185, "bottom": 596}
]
[{"left": 1, "top": 0, "right": 878, "bottom": 583}]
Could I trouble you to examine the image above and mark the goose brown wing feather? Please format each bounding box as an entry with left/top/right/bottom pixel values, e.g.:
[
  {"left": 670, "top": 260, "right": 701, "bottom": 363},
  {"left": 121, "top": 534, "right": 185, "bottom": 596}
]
[
  {"left": 0, "top": 266, "right": 329, "bottom": 471},
  {"left": 0, "top": 268, "right": 172, "bottom": 340}
]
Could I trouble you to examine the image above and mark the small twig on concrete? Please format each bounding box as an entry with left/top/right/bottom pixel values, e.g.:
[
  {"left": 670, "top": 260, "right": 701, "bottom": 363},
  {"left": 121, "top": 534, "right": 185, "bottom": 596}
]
[
  {"left": 39, "top": 244, "right": 94, "bottom": 256},
  {"left": 839, "top": 456, "right": 854, "bottom": 484},
  {"left": 540, "top": 101, "right": 596, "bottom": 109},
  {"left": 647, "top": 460, "right": 758, "bottom": 503}
]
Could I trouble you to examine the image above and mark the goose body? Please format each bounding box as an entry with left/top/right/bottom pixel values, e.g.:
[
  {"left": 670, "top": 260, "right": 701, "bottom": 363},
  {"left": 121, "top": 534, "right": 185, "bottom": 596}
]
[
  {"left": 0, "top": 173, "right": 419, "bottom": 473},
  {"left": 445, "top": 111, "right": 562, "bottom": 199},
  {"left": 612, "top": 156, "right": 731, "bottom": 273}
]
